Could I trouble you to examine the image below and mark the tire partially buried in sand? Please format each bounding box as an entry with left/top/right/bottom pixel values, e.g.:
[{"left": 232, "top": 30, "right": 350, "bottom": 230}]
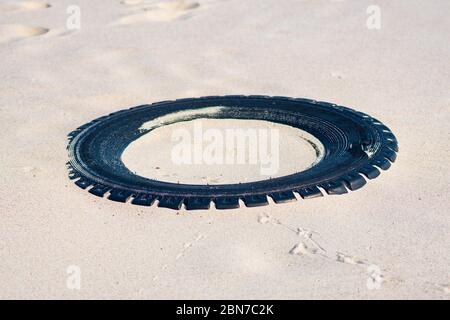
[{"left": 66, "top": 95, "right": 398, "bottom": 210}]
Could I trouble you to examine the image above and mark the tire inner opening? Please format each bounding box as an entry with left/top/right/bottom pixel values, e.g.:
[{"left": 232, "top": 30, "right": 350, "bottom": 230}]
[{"left": 122, "top": 118, "right": 325, "bottom": 185}]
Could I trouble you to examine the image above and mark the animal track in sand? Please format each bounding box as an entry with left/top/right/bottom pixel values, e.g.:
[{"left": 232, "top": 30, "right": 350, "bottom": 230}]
[
  {"left": 117, "top": 0, "right": 200, "bottom": 24},
  {"left": 0, "top": 1, "right": 50, "bottom": 12},
  {"left": 152, "top": 233, "right": 204, "bottom": 281},
  {"left": 289, "top": 242, "right": 320, "bottom": 256},
  {"left": 259, "top": 213, "right": 327, "bottom": 258},
  {"left": 336, "top": 252, "right": 367, "bottom": 265},
  {"left": 258, "top": 213, "right": 388, "bottom": 289},
  {"left": 175, "top": 233, "right": 203, "bottom": 260},
  {"left": 0, "top": 24, "right": 49, "bottom": 44}
]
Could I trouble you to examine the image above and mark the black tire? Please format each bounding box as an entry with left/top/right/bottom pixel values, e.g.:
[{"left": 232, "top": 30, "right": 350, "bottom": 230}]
[{"left": 67, "top": 95, "right": 398, "bottom": 210}]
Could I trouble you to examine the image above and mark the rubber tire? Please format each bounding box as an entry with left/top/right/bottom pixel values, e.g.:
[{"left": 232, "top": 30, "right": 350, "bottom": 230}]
[{"left": 67, "top": 95, "right": 398, "bottom": 210}]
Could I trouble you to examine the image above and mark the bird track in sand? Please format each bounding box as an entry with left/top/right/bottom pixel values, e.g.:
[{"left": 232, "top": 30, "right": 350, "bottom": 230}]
[
  {"left": 258, "top": 213, "right": 387, "bottom": 288},
  {"left": 152, "top": 232, "right": 204, "bottom": 282},
  {"left": 258, "top": 214, "right": 450, "bottom": 296}
]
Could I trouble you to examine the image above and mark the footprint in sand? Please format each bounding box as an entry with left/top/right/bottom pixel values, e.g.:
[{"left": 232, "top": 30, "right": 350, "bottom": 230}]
[
  {"left": 0, "top": 24, "right": 49, "bottom": 44},
  {"left": 117, "top": 0, "right": 200, "bottom": 24},
  {"left": 152, "top": 233, "right": 204, "bottom": 282},
  {"left": 259, "top": 213, "right": 327, "bottom": 257},
  {"left": 289, "top": 242, "right": 319, "bottom": 256},
  {"left": 258, "top": 213, "right": 391, "bottom": 289},
  {"left": 175, "top": 234, "right": 203, "bottom": 260},
  {"left": 0, "top": 1, "right": 50, "bottom": 12},
  {"left": 336, "top": 252, "right": 367, "bottom": 265}
]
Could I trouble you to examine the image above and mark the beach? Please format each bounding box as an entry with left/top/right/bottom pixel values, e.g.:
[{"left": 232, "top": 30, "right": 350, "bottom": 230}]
[{"left": 0, "top": 0, "right": 449, "bottom": 299}]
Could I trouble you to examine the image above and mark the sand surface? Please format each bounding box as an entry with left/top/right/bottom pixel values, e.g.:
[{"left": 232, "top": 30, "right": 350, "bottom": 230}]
[{"left": 0, "top": 0, "right": 449, "bottom": 299}]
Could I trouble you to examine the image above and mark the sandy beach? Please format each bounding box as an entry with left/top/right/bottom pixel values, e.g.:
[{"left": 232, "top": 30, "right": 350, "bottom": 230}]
[{"left": 0, "top": 0, "right": 449, "bottom": 299}]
